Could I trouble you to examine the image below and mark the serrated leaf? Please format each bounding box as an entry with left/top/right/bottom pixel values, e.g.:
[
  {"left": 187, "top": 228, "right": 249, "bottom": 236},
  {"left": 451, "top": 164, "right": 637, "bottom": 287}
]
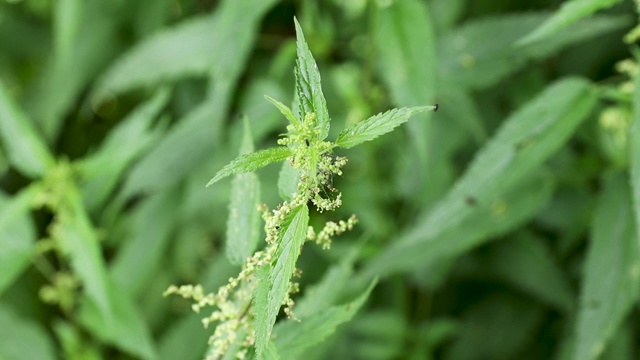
[
  {"left": 518, "top": 0, "right": 622, "bottom": 45},
  {"left": 0, "top": 186, "right": 39, "bottom": 295},
  {"left": 293, "top": 18, "right": 330, "bottom": 140},
  {"left": 573, "top": 174, "right": 640, "bottom": 360},
  {"left": 226, "top": 119, "right": 262, "bottom": 265},
  {"left": 254, "top": 205, "right": 309, "bottom": 358},
  {"left": 294, "top": 258, "right": 354, "bottom": 319},
  {"left": 0, "top": 304, "right": 56, "bottom": 360},
  {"left": 336, "top": 106, "right": 436, "bottom": 149},
  {"left": 0, "top": 80, "right": 55, "bottom": 178},
  {"left": 273, "top": 279, "right": 376, "bottom": 359},
  {"left": 265, "top": 95, "right": 300, "bottom": 127},
  {"left": 79, "top": 89, "right": 169, "bottom": 212},
  {"left": 207, "top": 147, "right": 291, "bottom": 186},
  {"left": 361, "top": 78, "right": 596, "bottom": 278}
]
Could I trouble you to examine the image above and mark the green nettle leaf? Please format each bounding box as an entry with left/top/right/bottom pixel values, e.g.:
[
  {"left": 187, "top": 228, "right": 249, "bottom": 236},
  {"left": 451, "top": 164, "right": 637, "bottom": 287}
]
[
  {"left": 79, "top": 89, "right": 169, "bottom": 212},
  {"left": 336, "top": 106, "right": 437, "bottom": 149},
  {"left": 0, "top": 186, "right": 40, "bottom": 295},
  {"left": 207, "top": 147, "right": 292, "bottom": 186},
  {"left": 361, "top": 78, "right": 596, "bottom": 279},
  {"left": 631, "top": 69, "right": 640, "bottom": 240},
  {"left": 293, "top": 18, "right": 330, "bottom": 140},
  {"left": 518, "top": 0, "right": 622, "bottom": 45},
  {"left": 573, "top": 174, "right": 640, "bottom": 360},
  {"left": 0, "top": 305, "right": 57, "bottom": 360},
  {"left": 277, "top": 161, "right": 300, "bottom": 201},
  {"left": 254, "top": 205, "right": 309, "bottom": 358},
  {"left": 226, "top": 119, "right": 262, "bottom": 265},
  {"left": 0, "top": 81, "right": 55, "bottom": 178},
  {"left": 265, "top": 95, "right": 300, "bottom": 127},
  {"left": 273, "top": 280, "right": 376, "bottom": 359}
]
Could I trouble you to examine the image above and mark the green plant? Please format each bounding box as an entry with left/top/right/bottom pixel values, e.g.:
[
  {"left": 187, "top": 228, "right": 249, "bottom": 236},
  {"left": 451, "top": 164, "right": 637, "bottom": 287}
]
[{"left": 164, "top": 18, "right": 437, "bottom": 359}]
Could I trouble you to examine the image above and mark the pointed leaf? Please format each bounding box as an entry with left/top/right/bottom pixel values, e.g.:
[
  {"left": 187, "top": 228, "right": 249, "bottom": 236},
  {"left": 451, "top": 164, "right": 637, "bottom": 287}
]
[
  {"left": 293, "top": 18, "right": 330, "bottom": 140},
  {"left": 207, "top": 147, "right": 291, "bottom": 186},
  {"left": 573, "top": 174, "right": 640, "bottom": 360},
  {"left": 519, "top": 0, "right": 622, "bottom": 45},
  {"left": 273, "top": 279, "right": 376, "bottom": 359},
  {"left": 336, "top": 106, "right": 437, "bottom": 149},
  {"left": 361, "top": 78, "right": 596, "bottom": 278},
  {"left": 254, "top": 205, "right": 309, "bottom": 358},
  {"left": 265, "top": 95, "right": 300, "bottom": 127},
  {"left": 0, "top": 81, "right": 55, "bottom": 178},
  {"left": 226, "top": 119, "right": 262, "bottom": 265}
]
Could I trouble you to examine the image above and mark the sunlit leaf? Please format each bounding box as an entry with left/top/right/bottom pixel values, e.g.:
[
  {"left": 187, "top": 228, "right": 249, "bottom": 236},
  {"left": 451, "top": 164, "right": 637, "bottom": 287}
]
[
  {"left": 207, "top": 147, "right": 292, "bottom": 186},
  {"left": 293, "top": 18, "right": 330, "bottom": 140},
  {"left": 336, "top": 106, "right": 437, "bottom": 149}
]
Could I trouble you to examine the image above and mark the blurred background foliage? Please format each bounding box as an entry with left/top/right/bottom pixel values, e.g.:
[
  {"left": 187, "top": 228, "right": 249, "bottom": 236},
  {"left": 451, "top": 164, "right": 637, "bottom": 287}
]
[{"left": 1, "top": 0, "right": 640, "bottom": 359}]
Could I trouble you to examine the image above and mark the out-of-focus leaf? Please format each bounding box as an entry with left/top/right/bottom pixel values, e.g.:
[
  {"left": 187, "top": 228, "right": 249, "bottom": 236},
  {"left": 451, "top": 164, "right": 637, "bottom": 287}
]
[
  {"left": 373, "top": 0, "right": 437, "bottom": 203},
  {"left": 207, "top": 147, "right": 291, "bottom": 186},
  {"left": 0, "top": 80, "right": 55, "bottom": 178},
  {"left": 518, "top": 0, "right": 622, "bottom": 45},
  {"left": 93, "top": 0, "right": 279, "bottom": 101},
  {"left": 446, "top": 295, "right": 545, "bottom": 360},
  {"left": 373, "top": 0, "right": 436, "bottom": 160},
  {"left": 118, "top": 0, "right": 278, "bottom": 197},
  {"left": 158, "top": 314, "right": 209, "bottom": 360},
  {"left": 32, "top": 0, "right": 119, "bottom": 139},
  {"left": 110, "top": 187, "right": 181, "bottom": 297},
  {"left": 274, "top": 280, "right": 376, "bottom": 359},
  {"left": 483, "top": 234, "right": 574, "bottom": 312},
  {"left": 0, "top": 186, "right": 39, "bottom": 295},
  {"left": 53, "top": 320, "right": 103, "bottom": 360},
  {"left": 293, "top": 18, "right": 330, "bottom": 140},
  {"left": 573, "top": 173, "right": 640, "bottom": 360},
  {"left": 630, "top": 67, "right": 640, "bottom": 242},
  {"left": 363, "top": 78, "right": 595, "bottom": 278},
  {"left": 277, "top": 161, "right": 300, "bottom": 201},
  {"left": 336, "top": 106, "right": 436, "bottom": 149},
  {"left": 346, "top": 309, "right": 406, "bottom": 360},
  {"left": 79, "top": 89, "right": 169, "bottom": 212},
  {"left": 226, "top": 119, "right": 261, "bottom": 265},
  {"left": 54, "top": 192, "right": 111, "bottom": 320},
  {"left": 79, "top": 278, "right": 158, "bottom": 360},
  {"left": 294, "top": 258, "right": 354, "bottom": 319},
  {"left": 254, "top": 205, "right": 309, "bottom": 358},
  {"left": 0, "top": 304, "right": 56, "bottom": 360},
  {"left": 438, "top": 13, "right": 630, "bottom": 90}
]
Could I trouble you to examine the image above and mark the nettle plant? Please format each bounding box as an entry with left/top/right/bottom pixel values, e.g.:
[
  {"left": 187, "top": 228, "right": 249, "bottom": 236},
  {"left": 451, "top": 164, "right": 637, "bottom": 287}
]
[{"left": 165, "top": 19, "right": 437, "bottom": 359}]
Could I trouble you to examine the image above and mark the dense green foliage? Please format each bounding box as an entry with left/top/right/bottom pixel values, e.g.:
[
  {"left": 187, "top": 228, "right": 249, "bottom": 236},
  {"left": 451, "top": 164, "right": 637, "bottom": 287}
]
[{"left": 1, "top": 0, "right": 640, "bottom": 359}]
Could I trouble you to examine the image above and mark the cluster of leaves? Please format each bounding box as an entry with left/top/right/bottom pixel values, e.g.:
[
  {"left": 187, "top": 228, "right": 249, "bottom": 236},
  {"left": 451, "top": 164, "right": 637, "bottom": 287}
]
[{"left": 1, "top": 0, "right": 640, "bottom": 359}]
